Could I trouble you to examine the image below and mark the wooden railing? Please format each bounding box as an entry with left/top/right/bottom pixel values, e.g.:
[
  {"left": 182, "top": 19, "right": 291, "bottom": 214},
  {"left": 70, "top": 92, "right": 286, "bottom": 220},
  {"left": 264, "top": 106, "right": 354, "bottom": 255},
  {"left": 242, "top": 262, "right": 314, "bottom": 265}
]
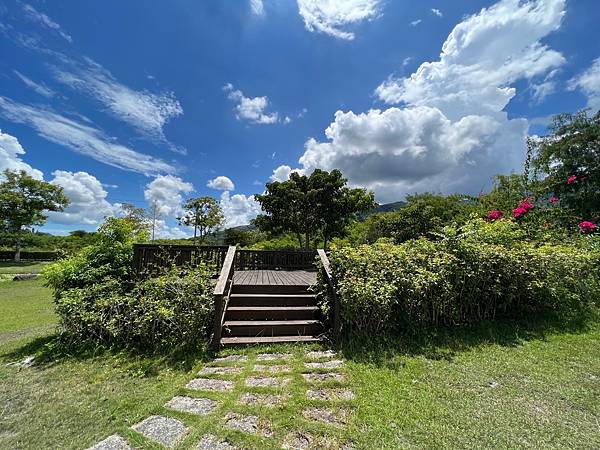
[
  {"left": 211, "top": 246, "right": 236, "bottom": 349},
  {"left": 132, "top": 244, "right": 229, "bottom": 275},
  {"left": 317, "top": 249, "right": 341, "bottom": 341},
  {"left": 234, "top": 250, "right": 316, "bottom": 271}
]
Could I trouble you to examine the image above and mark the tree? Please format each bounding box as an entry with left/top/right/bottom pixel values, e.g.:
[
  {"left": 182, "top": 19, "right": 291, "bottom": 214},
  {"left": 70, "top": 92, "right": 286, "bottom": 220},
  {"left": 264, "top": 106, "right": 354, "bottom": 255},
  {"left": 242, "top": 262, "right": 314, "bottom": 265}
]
[
  {"left": 178, "top": 196, "right": 224, "bottom": 245},
  {"left": 254, "top": 169, "right": 375, "bottom": 250},
  {"left": 0, "top": 170, "right": 70, "bottom": 261},
  {"left": 223, "top": 227, "right": 259, "bottom": 247},
  {"left": 120, "top": 202, "right": 150, "bottom": 235},
  {"left": 147, "top": 201, "right": 163, "bottom": 242},
  {"left": 528, "top": 109, "right": 600, "bottom": 220}
]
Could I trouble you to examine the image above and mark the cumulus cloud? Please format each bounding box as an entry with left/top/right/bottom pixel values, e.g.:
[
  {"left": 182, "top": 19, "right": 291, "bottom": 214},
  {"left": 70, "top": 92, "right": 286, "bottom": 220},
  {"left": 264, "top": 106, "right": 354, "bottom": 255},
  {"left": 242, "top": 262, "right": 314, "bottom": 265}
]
[
  {"left": 223, "top": 83, "right": 279, "bottom": 124},
  {"left": 286, "top": 0, "right": 566, "bottom": 202},
  {"left": 207, "top": 176, "right": 235, "bottom": 191},
  {"left": 297, "top": 0, "right": 382, "bottom": 40},
  {"left": 47, "top": 170, "right": 119, "bottom": 225},
  {"left": 219, "top": 191, "right": 261, "bottom": 228},
  {"left": 0, "top": 130, "right": 44, "bottom": 180},
  {"left": 0, "top": 96, "right": 176, "bottom": 176},
  {"left": 144, "top": 175, "right": 194, "bottom": 217},
  {"left": 13, "top": 70, "right": 55, "bottom": 98},
  {"left": 250, "top": 0, "right": 265, "bottom": 16},
  {"left": 22, "top": 3, "right": 72, "bottom": 42},
  {"left": 569, "top": 57, "right": 600, "bottom": 112},
  {"left": 269, "top": 164, "right": 305, "bottom": 182}
]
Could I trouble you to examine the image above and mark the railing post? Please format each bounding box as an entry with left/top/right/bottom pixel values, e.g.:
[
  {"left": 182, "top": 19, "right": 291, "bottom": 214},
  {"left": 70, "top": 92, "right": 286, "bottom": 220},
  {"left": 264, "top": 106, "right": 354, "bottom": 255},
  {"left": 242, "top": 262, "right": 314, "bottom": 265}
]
[
  {"left": 317, "top": 249, "right": 341, "bottom": 342},
  {"left": 211, "top": 246, "right": 236, "bottom": 350}
]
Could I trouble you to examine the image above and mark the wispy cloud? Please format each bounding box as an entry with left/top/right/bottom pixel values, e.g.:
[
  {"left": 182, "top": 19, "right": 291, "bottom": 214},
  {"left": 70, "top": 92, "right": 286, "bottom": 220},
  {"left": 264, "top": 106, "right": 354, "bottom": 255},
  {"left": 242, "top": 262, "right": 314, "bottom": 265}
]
[
  {"left": 250, "top": 0, "right": 265, "bottom": 16},
  {"left": 431, "top": 8, "right": 443, "bottom": 18},
  {"left": 223, "top": 83, "right": 280, "bottom": 124},
  {"left": 410, "top": 19, "right": 422, "bottom": 27},
  {"left": 22, "top": 3, "right": 72, "bottom": 42},
  {"left": 13, "top": 70, "right": 55, "bottom": 98},
  {"left": 0, "top": 96, "right": 176, "bottom": 176}
]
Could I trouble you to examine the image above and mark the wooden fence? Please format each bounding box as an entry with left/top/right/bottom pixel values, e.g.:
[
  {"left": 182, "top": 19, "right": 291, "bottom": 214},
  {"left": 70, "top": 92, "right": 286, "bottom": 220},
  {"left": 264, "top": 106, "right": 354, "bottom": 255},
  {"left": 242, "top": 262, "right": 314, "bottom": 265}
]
[{"left": 234, "top": 249, "right": 316, "bottom": 270}]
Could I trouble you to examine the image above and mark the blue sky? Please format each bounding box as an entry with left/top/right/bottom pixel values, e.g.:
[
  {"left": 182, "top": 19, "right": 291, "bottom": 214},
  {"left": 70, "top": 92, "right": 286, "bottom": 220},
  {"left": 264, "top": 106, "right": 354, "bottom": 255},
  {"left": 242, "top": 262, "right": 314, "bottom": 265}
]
[{"left": 1, "top": 0, "right": 599, "bottom": 237}]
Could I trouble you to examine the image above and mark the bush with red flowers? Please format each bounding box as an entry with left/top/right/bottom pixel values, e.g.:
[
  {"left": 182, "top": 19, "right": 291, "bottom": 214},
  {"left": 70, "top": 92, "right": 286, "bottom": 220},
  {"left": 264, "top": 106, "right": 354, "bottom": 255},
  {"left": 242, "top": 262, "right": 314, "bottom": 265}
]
[
  {"left": 487, "top": 210, "right": 503, "bottom": 221},
  {"left": 579, "top": 221, "right": 597, "bottom": 234}
]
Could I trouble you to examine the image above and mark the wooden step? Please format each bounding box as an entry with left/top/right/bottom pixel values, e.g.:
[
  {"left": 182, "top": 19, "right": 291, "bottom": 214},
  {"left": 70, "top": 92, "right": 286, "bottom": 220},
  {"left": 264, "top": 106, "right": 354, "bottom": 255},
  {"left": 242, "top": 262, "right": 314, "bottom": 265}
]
[
  {"left": 222, "top": 320, "right": 324, "bottom": 337},
  {"left": 225, "top": 306, "right": 319, "bottom": 321},
  {"left": 221, "top": 335, "right": 322, "bottom": 345},
  {"left": 228, "top": 293, "right": 317, "bottom": 307},
  {"left": 232, "top": 284, "right": 310, "bottom": 295}
]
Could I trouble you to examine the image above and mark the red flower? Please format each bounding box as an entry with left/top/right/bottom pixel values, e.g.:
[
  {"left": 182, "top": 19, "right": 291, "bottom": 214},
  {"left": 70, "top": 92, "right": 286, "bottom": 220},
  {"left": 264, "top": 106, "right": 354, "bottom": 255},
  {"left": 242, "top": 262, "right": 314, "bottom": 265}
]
[
  {"left": 513, "top": 206, "right": 527, "bottom": 219},
  {"left": 519, "top": 200, "right": 534, "bottom": 211},
  {"left": 487, "top": 210, "right": 503, "bottom": 221},
  {"left": 549, "top": 196, "right": 559, "bottom": 204},
  {"left": 567, "top": 175, "right": 577, "bottom": 185},
  {"left": 579, "top": 221, "right": 597, "bottom": 234}
]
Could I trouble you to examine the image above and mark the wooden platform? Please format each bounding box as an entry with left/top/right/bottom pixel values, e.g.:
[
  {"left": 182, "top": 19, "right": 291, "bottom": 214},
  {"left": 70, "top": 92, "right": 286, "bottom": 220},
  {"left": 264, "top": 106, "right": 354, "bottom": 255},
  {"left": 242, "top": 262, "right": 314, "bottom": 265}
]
[{"left": 233, "top": 270, "right": 317, "bottom": 286}]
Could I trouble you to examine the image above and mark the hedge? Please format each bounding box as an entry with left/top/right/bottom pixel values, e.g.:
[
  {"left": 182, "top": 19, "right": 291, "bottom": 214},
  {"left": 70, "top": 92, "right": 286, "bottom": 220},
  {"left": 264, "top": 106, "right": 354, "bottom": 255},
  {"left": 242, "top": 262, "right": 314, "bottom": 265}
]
[{"left": 0, "top": 250, "right": 60, "bottom": 261}]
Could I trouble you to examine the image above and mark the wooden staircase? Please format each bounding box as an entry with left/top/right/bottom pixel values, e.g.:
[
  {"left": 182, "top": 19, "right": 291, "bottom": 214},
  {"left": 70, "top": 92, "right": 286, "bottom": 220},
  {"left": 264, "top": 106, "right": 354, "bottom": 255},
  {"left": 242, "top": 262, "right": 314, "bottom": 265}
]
[{"left": 219, "top": 282, "right": 324, "bottom": 346}]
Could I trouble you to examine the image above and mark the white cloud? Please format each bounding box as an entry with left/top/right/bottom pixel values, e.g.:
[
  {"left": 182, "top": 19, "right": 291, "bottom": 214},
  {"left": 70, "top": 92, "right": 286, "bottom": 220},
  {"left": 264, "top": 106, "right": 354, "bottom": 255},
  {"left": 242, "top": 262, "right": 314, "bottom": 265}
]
[
  {"left": 22, "top": 3, "right": 72, "bottom": 42},
  {"left": 144, "top": 175, "right": 194, "bottom": 217},
  {"left": 47, "top": 170, "right": 119, "bottom": 225},
  {"left": 207, "top": 176, "right": 235, "bottom": 191},
  {"left": 297, "top": 0, "right": 382, "bottom": 40},
  {"left": 269, "top": 164, "right": 306, "bottom": 182},
  {"left": 569, "top": 57, "right": 600, "bottom": 112},
  {"left": 0, "top": 96, "right": 176, "bottom": 176},
  {"left": 223, "top": 83, "right": 279, "bottom": 124},
  {"left": 287, "top": 0, "right": 566, "bottom": 202},
  {"left": 220, "top": 191, "right": 261, "bottom": 228},
  {"left": 52, "top": 58, "right": 185, "bottom": 153},
  {"left": 410, "top": 19, "right": 422, "bottom": 27},
  {"left": 431, "top": 8, "right": 443, "bottom": 18},
  {"left": 250, "top": 0, "right": 265, "bottom": 16},
  {"left": 13, "top": 70, "right": 55, "bottom": 98},
  {"left": 0, "top": 130, "right": 44, "bottom": 180},
  {"left": 152, "top": 219, "right": 191, "bottom": 239}
]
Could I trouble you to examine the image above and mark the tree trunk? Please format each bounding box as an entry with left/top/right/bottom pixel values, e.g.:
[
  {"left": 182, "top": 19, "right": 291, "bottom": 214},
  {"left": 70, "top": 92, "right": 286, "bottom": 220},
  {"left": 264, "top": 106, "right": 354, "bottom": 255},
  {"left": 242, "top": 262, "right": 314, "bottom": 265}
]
[
  {"left": 305, "top": 230, "right": 310, "bottom": 251},
  {"left": 295, "top": 232, "right": 303, "bottom": 249},
  {"left": 14, "top": 229, "right": 21, "bottom": 263},
  {"left": 193, "top": 225, "right": 198, "bottom": 246}
]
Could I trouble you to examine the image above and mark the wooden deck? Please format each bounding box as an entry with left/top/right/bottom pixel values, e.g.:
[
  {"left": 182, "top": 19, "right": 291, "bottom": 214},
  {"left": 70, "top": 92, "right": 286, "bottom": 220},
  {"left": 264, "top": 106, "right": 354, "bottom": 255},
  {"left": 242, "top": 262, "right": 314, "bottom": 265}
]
[{"left": 233, "top": 270, "right": 317, "bottom": 286}]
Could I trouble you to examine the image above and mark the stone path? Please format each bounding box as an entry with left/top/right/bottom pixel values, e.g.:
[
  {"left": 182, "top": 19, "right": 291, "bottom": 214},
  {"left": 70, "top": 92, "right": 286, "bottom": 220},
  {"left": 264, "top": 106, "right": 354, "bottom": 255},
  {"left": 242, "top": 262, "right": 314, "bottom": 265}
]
[{"left": 87, "top": 349, "right": 353, "bottom": 449}]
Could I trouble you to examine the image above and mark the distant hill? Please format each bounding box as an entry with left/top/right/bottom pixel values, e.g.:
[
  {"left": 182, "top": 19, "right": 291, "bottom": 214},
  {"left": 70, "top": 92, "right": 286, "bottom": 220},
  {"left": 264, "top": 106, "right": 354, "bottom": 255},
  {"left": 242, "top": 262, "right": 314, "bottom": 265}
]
[{"left": 358, "top": 201, "right": 406, "bottom": 220}]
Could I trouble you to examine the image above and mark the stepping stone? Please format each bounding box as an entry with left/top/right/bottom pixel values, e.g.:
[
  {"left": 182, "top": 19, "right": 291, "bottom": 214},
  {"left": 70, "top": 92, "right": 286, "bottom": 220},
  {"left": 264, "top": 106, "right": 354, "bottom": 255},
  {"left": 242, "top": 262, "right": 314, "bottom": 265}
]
[
  {"left": 304, "top": 360, "right": 344, "bottom": 370},
  {"left": 306, "top": 350, "right": 337, "bottom": 359},
  {"left": 132, "top": 415, "right": 188, "bottom": 448},
  {"left": 302, "top": 372, "right": 345, "bottom": 383},
  {"left": 199, "top": 366, "right": 242, "bottom": 375},
  {"left": 165, "top": 395, "right": 218, "bottom": 415},
  {"left": 282, "top": 431, "right": 314, "bottom": 450},
  {"left": 253, "top": 364, "right": 291, "bottom": 373},
  {"left": 223, "top": 412, "right": 273, "bottom": 437},
  {"left": 257, "top": 352, "right": 291, "bottom": 361},
  {"left": 245, "top": 376, "right": 291, "bottom": 388},
  {"left": 187, "top": 378, "right": 235, "bottom": 392},
  {"left": 214, "top": 355, "right": 248, "bottom": 363},
  {"left": 238, "top": 392, "right": 283, "bottom": 407},
  {"left": 302, "top": 407, "right": 349, "bottom": 427},
  {"left": 87, "top": 434, "right": 131, "bottom": 450},
  {"left": 307, "top": 388, "right": 355, "bottom": 401},
  {"left": 196, "top": 434, "right": 238, "bottom": 450}
]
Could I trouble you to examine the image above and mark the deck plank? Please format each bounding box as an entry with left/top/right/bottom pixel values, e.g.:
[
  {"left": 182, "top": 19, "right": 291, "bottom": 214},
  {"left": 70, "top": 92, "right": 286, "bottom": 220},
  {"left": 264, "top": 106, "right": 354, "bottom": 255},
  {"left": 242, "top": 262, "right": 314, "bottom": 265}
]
[{"left": 233, "top": 270, "right": 317, "bottom": 286}]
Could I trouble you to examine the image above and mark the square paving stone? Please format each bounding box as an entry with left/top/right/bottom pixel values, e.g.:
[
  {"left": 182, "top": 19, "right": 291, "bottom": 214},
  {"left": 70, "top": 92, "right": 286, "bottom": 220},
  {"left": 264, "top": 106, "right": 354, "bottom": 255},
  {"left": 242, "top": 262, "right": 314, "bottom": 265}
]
[
  {"left": 196, "top": 434, "right": 238, "bottom": 450},
  {"left": 87, "top": 434, "right": 131, "bottom": 450},
  {"left": 165, "top": 395, "right": 219, "bottom": 415},
  {"left": 302, "top": 372, "right": 345, "bottom": 383},
  {"left": 306, "top": 350, "right": 337, "bottom": 359},
  {"left": 302, "top": 407, "right": 350, "bottom": 427},
  {"left": 223, "top": 412, "right": 273, "bottom": 437},
  {"left": 304, "top": 360, "right": 344, "bottom": 370},
  {"left": 132, "top": 415, "right": 188, "bottom": 448},
  {"left": 199, "top": 366, "right": 242, "bottom": 375},
  {"left": 253, "top": 364, "right": 291, "bottom": 373},
  {"left": 256, "top": 352, "right": 291, "bottom": 361},
  {"left": 238, "top": 392, "right": 284, "bottom": 407},
  {"left": 307, "top": 388, "right": 355, "bottom": 401},
  {"left": 214, "top": 355, "right": 248, "bottom": 363},
  {"left": 245, "top": 376, "right": 291, "bottom": 388},
  {"left": 186, "top": 378, "right": 235, "bottom": 392}
]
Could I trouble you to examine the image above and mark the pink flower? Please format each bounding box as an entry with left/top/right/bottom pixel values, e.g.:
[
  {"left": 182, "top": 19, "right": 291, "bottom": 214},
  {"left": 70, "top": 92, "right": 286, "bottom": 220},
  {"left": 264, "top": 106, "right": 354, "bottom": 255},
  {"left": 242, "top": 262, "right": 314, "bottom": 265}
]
[
  {"left": 487, "top": 210, "right": 503, "bottom": 221},
  {"left": 519, "top": 200, "right": 535, "bottom": 212},
  {"left": 549, "top": 196, "right": 559, "bottom": 204},
  {"left": 579, "top": 221, "right": 597, "bottom": 234},
  {"left": 567, "top": 175, "right": 577, "bottom": 185},
  {"left": 513, "top": 206, "right": 528, "bottom": 219}
]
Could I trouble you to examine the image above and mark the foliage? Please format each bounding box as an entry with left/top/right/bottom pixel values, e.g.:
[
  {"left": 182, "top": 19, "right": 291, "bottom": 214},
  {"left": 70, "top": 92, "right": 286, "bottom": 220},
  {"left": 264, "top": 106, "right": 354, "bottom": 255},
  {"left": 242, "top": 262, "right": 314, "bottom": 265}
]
[
  {"left": 250, "top": 233, "right": 310, "bottom": 250},
  {"left": 528, "top": 110, "right": 600, "bottom": 220},
  {"left": 178, "top": 196, "right": 224, "bottom": 245},
  {"left": 0, "top": 229, "right": 98, "bottom": 253},
  {"left": 254, "top": 169, "right": 375, "bottom": 249},
  {"left": 0, "top": 170, "right": 70, "bottom": 261},
  {"left": 319, "top": 220, "right": 600, "bottom": 334},
  {"left": 223, "top": 227, "right": 261, "bottom": 247}
]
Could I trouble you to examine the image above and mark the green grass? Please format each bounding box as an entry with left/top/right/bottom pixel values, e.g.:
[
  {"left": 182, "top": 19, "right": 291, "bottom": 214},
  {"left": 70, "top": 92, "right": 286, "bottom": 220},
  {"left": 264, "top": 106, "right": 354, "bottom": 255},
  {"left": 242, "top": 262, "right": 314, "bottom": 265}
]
[
  {"left": 0, "top": 261, "right": 51, "bottom": 275},
  {"left": 1, "top": 278, "right": 599, "bottom": 449}
]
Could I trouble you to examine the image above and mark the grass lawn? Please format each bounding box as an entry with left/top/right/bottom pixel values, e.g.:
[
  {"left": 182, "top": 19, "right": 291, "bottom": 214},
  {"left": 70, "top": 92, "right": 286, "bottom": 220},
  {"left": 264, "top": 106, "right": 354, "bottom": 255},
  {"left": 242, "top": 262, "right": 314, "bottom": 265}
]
[
  {"left": 1, "top": 272, "right": 599, "bottom": 449},
  {"left": 0, "top": 260, "right": 52, "bottom": 275}
]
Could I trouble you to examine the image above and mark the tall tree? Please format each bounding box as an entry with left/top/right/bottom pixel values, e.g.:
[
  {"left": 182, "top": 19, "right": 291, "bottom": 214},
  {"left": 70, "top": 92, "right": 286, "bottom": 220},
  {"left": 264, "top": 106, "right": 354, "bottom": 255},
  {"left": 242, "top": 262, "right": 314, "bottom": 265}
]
[
  {"left": 254, "top": 169, "right": 375, "bottom": 250},
  {"left": 120, "top": 203, "right": 150, "bottom": 235},
  {"left": 148, "top": 200, "right": 163, "bottom": 242},
  {"left": 178, "top": 196, "right": 224, "bottom": 245},
  {"left": 0, "top": 170, "right": 70, "bottom": 261}
]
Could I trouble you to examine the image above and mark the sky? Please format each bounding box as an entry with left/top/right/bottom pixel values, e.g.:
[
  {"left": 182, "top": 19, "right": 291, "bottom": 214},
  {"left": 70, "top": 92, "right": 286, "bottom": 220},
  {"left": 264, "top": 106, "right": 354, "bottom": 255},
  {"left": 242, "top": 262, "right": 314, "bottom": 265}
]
[{"left": 1, "top": 0, "right": 599, "bottom": 238}]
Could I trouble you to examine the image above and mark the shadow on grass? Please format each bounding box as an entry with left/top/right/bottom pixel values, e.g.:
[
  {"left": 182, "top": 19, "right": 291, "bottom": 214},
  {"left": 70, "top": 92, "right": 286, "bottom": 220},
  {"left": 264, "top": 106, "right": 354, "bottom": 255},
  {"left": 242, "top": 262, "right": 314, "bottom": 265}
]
[
  {"left": 2, "top": 332, "right": 214, "bottom": 375},
  {"left": 337, "top": 308, "right": 599, "bottom": 368}
]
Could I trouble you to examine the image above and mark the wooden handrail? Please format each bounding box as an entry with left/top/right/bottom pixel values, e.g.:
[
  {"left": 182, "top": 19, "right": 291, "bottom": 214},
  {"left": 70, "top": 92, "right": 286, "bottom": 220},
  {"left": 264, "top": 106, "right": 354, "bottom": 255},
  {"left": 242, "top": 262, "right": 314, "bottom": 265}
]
[
  {"left": 317, "top": 249, "right": 341, "bottom": 341},
  {"left": 211, "top": 245, "right": 236, "bottom": 349}
]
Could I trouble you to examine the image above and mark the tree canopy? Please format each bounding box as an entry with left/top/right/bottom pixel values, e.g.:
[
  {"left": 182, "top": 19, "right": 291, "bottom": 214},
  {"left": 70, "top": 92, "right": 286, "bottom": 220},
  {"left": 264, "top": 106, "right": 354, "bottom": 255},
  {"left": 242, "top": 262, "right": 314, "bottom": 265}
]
[{"left": 178, "top": 196, "right": 224, "bottom": 244}]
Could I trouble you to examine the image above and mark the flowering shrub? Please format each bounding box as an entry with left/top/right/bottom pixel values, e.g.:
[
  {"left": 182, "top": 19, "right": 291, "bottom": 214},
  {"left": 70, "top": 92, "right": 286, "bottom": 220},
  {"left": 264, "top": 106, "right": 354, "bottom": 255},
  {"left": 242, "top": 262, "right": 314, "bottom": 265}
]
[
  {"left": 549, "top": 196, "right": 560, "bottom": 204},
  {"left": 579, "top": 221, "right": 597, "bottom": 234},
  {"left": 487, "top": 210, "right": 503, "bottom": 221},
  {"left": 567, "top": 175, "right": 578, "bottom": 185}
]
